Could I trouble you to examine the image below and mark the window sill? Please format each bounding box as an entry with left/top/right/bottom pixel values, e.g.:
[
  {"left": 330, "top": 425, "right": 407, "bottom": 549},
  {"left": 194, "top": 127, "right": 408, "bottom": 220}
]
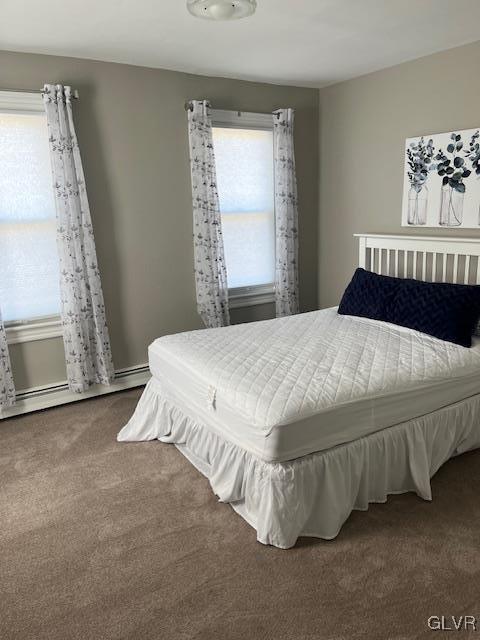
[
  {"left": 5, "top": 317, "right": 62, "bottom": 345},
  {"left": 229, "top": 284, "right": 275, "bottom": 309}
]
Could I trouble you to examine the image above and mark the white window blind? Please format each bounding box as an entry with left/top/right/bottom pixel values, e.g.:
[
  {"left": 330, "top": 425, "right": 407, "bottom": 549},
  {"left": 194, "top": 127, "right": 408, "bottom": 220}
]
[
  {"left": 0, "top": 95, "right": 60, "bottom": 324},
  {"left": 212, "top": 119, "right": 275, "bottom": 290}
]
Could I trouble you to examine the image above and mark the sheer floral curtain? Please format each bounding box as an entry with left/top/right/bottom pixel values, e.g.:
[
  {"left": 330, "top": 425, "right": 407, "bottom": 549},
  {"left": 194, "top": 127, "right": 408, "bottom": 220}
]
[
  {"left": 0, "top": 306, "right": 15, "bottom": 410},
  {"left": 187, "top": 100, "right": 230, "bottom": 328},
  {"left": 273, "top": 108, "right": 299, "bottom": 317},
  {"left": 43, "top": 84, "right": 114, "bottom": 393}
]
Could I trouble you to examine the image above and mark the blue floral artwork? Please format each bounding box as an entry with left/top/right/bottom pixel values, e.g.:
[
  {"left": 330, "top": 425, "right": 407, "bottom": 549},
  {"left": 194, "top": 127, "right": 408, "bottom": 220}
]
[{"left": 402, "top": 128, "right": 480, "bottom": 228}]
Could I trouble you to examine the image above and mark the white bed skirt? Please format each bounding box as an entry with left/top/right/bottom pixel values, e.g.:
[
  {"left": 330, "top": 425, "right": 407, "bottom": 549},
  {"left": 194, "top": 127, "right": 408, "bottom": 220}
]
[{"left": 118, "top": 378, "right": 480, "bottom": 549}]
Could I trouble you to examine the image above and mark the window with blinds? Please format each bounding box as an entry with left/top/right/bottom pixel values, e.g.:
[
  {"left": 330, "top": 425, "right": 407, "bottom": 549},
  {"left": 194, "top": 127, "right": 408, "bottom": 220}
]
[
  {"left": 212, "top": 111, "right": 275, "bottom": 297},
  {"left": 0, "top": 93, "right": 60, "bottom": 324}
]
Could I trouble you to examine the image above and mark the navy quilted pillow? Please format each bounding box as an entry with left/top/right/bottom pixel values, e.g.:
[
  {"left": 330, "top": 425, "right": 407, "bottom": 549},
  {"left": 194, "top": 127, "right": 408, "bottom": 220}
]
[
  {"left": 338, "top": 268, "right": 480, "bottom": 347},
  {"left": 388, "top": 278, "right": 480, "bottom": 347},
  {"left": 337, "top": 268, "right": 398, "bottom": 321}
]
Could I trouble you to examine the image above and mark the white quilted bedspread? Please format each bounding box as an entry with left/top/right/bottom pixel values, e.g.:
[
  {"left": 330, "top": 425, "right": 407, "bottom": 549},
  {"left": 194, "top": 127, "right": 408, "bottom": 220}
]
[{"left": 151, "top": 307, "right": 480, "bottom": 429}]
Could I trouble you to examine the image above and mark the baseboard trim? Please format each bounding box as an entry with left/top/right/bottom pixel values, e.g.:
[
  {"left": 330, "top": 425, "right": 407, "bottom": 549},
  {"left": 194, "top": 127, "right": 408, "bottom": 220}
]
[{"left": 0, "top": 364, "right": 150, "bottom": 420}]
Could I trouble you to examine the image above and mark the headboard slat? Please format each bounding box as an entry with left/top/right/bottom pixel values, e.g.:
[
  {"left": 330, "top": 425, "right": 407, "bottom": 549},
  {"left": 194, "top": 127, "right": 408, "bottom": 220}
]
[
  {"left": 453, "top": 254, "right": 459, "bottom": 283},
  {"left": 464, "top": 255, "right": 471, "bottom": 284},
  {"left": 442, "top": 254, "right": 447, "bottom": 283}
]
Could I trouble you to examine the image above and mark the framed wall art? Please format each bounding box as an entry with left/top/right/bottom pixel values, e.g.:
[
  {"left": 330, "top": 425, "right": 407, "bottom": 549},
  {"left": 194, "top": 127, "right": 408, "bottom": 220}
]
[{"left": 402, "top": 128, "right": 480, "bottom": 228}]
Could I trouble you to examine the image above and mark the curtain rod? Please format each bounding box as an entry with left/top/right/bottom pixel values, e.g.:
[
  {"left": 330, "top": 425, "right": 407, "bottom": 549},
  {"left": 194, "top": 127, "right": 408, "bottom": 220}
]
[
  {"left": 1, "top": 87, "right": 80, "bottom": 99},
  {"left": 184, "top": 101, "right": 280, "bottom": 117}
]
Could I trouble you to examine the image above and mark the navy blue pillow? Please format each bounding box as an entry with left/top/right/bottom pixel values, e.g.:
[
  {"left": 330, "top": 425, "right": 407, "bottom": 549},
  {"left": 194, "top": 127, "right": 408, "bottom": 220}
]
[
  {"left": 337, "top": 268, "right": 398, "bottom": 321},
  {"left": 338, "top": 268, "right": 480, "bottom": 347}
]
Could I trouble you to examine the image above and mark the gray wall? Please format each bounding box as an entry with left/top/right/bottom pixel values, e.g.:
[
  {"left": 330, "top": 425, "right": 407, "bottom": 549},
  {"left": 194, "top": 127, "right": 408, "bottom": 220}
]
[
  {"left": 0, "top": 50, "right": 319, "bottom": 390},
  {"left": 318, "top": 40, "right": 480, "bottom": 308}
]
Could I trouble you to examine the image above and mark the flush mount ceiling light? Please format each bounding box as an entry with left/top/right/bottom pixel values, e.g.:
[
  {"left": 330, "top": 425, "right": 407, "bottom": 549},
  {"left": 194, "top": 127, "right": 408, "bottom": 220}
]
[{"left": 187, "top": 0, "right": 257, "bottom": 21}]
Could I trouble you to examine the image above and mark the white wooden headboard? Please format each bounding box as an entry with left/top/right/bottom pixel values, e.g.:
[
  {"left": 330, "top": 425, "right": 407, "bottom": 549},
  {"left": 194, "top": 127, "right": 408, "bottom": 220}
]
[{"left": 355, "top": 234, "right": 480, "bottom": 285}]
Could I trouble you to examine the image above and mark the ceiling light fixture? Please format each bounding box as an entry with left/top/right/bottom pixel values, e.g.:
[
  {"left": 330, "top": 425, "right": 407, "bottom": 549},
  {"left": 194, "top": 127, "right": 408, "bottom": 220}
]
[{"left": 187, "top": 0, "right": 257, "bottom": 21}]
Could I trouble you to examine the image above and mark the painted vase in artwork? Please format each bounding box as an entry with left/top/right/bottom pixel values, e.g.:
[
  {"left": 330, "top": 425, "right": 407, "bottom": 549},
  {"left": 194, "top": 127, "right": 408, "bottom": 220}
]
[
  {"left": 407, "top": 185, "right": 428, "bottom": 225},
  {"left": 439, "top": 184, "right": 464, "bottom": 226},
  {"left": 406, "top": 137, "right": 434, "bottom": 225}
]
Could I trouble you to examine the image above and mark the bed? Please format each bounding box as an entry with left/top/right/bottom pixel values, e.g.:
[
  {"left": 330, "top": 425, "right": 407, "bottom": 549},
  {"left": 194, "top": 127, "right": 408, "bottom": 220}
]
[{"left": 118, "top": 234, "right": 480, "bottom": 548}]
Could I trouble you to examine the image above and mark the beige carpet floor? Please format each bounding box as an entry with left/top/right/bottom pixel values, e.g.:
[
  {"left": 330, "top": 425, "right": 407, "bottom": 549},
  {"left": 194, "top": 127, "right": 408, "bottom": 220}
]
[{"left": 1, "top": 388, "right": 480, "bottom": 640}]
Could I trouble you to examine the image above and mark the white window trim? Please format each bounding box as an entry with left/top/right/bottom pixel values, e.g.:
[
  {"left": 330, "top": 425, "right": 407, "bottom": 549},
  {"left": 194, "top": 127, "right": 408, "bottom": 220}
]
[
  {"left": 229, "top": 283, "right": 275, "bottom": 309},
  {"left": 211, "top": 109, "right": 273, "bottom": 131},
  {"left": 1, "top": 90, "right": 61, "bottom": 341},
  {"left": 0, "top": 90, "right": 44, "bottom": 114},
  {"left": 5, "top": 316, "right": 62, "bottom": 345},
  {"left": 212, "top": 109, "right": 275, "bottom": 308}
]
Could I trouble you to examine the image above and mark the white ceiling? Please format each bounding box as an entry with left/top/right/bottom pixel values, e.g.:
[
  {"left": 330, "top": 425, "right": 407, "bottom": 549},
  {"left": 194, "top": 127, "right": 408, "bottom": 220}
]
[{"left": 1, "top": 0, "right": 480, "bottom": 88}]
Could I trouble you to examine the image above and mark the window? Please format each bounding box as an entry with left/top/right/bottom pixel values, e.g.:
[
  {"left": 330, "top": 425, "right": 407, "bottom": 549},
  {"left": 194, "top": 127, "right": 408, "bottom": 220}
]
[
  {"left": 0, "top": 92, "right": 60, "bottom": 330},
  {"left": 212, "top": 110, "right": 275, "bottom": 307}
]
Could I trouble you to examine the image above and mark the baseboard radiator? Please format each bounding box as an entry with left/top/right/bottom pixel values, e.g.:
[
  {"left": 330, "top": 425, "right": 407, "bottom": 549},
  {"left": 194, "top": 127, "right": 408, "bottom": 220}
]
[{"left": 0, "top": 364, "right": 150, "bottom": 420}]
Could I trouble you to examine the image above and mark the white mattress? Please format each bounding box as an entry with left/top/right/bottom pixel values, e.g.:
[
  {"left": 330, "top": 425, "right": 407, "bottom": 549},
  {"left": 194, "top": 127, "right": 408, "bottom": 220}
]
[{"left": 147, "top": 307, "right": 480, "bottom": 462}]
